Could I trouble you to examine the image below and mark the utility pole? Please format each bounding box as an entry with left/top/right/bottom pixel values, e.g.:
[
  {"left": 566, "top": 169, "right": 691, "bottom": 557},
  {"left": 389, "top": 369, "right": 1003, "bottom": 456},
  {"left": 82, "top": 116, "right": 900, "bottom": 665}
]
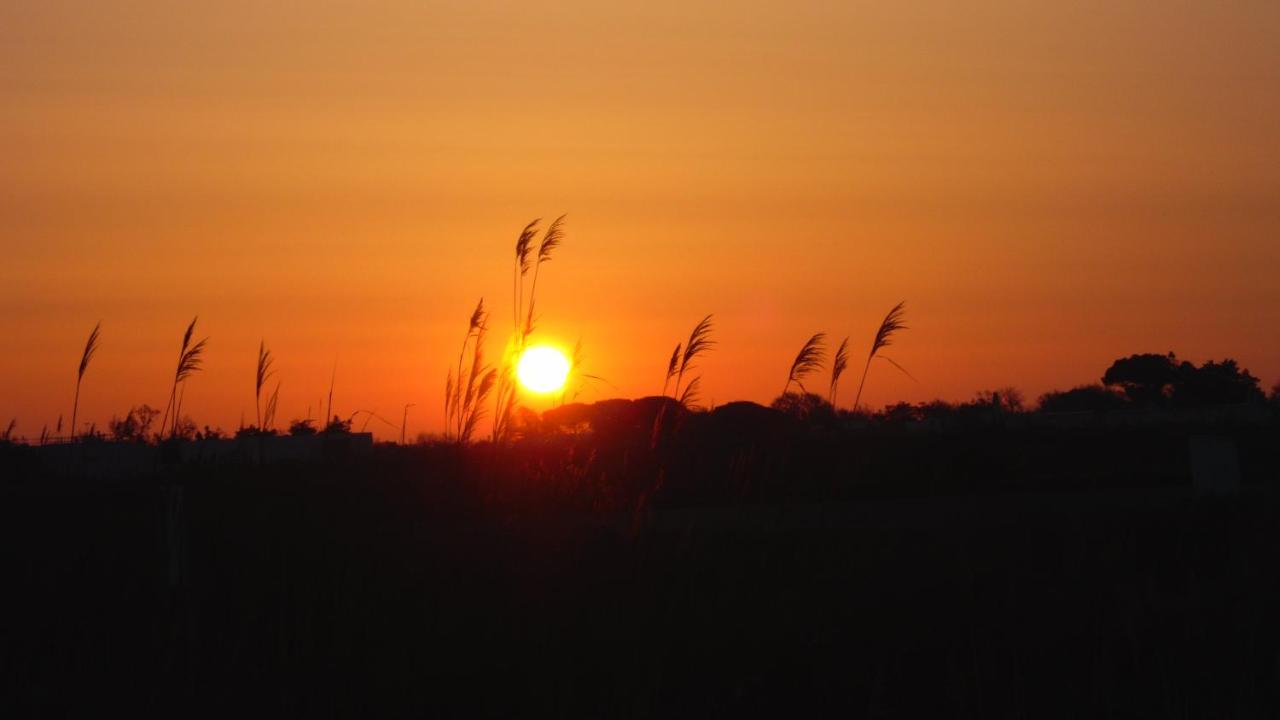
[{"left": 401, "top": 404, "right": 415, "bottom": 445}]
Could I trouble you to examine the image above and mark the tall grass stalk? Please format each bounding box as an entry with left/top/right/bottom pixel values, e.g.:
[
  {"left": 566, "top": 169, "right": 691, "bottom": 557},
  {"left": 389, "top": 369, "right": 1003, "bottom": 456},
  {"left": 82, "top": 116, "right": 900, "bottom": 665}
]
[
  {"left": 253, "top": 340, "right": 276, "bottom": 425},
  {"left": 161, "top": 317, "right": 207, "bottom": 439},
  {"left": 494, "top": 220, "right": 538, "bottom": 443},
  {"left": 159, "top": 317, "right": 193, "bottom": 434},
  {"left": 263, "top": 382, "right": 281, "bottom": 431},
  {"left": 255, "top": 340, "right": 274, "bottom": 429},
  {"left": 451, "top": 302, "right": 496, "bottom": 443},
  {"left": 326, "top": 362, "right": 337, "bottom": 426},
  {"left": 678, "top": 376, "right": 702, "bottom": 409},
  {"left": 783, "top": 333, "right": 827, "bottom": 396},
  {"left": 523, "top": 215, "right": 565, "bottom": 337},
  {"left": 672, "top": 315, "right": 714, "bottom": 405},
  {"left": 171, "top": 338, "right": 207, "bottom": 437},
  {"left": 494, "top": 216, "right": 566, "bottom": 443},
  {"left": 853, "top": 301, "right": 910, "bottom": 411},
  {"left": 829, "top": 337, "right": 849, "bottom": 404},
  {"left": 71, "top": 322, "right": 101, "bottom": 441},
  {"left": 447, "top": 299, "right": 485, "bottom": 440},
  {"left": 661, "top": 344, "right": 681, "bottom": 398},
  {"left": 652, "top": 315, "right": 715, "bottom": 447},
  {"left": 513, "top": 219, "right": 539, "bottom": 335}
]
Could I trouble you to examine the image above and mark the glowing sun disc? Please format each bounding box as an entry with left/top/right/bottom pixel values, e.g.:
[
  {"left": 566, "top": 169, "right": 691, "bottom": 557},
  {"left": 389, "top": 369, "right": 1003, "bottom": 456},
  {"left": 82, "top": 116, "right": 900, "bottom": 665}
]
[{"left": 517, "top": 345, "right": 570, "bottom": 394}]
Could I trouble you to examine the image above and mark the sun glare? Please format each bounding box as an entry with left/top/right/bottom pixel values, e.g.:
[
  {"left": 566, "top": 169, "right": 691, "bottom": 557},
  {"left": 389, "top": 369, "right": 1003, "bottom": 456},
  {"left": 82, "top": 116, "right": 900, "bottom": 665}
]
[{"left": 517, "top": 345, "right": 571, "bottom": 394}]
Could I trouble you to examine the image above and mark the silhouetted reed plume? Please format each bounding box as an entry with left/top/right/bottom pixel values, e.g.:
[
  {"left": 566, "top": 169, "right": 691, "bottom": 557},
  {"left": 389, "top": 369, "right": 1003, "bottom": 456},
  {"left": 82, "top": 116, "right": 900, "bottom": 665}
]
[
  {"left": 651, "top": 315, "right": 715, "bottom": 445},
  {"left": 494, "top": 220, "right": 539, "bottom": 442},
  {"left": 160, "top": 317, "right": 207, "bottom": 439},
  {"left": 263, "top": 382, "right": 281, "bottom": 432},
  {"left": 461, "top": 308, "right": 497, "bottom": 442},
  {"left": 829, "top": 336, "right": 849, "bottom": 404},
  {"left": 513, "top": 218, "right": 539, "bottom": 331},
  {"left": 678, "top": 376, "right": 702, "bottom": 409},
  {"left": 671, "top": 315, "right": 714, "bottom": 407},
  {"left": 661, "top": 344, "right": 681, "bottom": 398},
  {"left": 524, "top": 215, "right": 565, "bottom": 337},
  {"left": 853, "top": 301, "right": 912, "bottom": 410},
  {"left": 446, "top": 299, "right": 497, "bottom": 442},
  {"left": 70, "top": 322, "right": 101, "bottom": 441},
  {"left": 255, "top": 340, "right": 274, "bottom": 429},
  {"left": 446, "top": 299, "right": 484, "bottom": 439},
  {"left": 494, "top": 216, "right": 566, "bottom": 443},
  {"left": 173, "top": 346, "right": 206, "bottom": 435},
  {"left": 783, "top": 333, "right": 827, "bottom": 396}
]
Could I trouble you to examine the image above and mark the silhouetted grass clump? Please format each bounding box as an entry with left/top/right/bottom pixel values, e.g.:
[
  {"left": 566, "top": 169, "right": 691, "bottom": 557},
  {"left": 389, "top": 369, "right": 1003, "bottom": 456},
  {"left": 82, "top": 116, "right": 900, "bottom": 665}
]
[{"left": 108, "top": 405, "right": 159, "bottom": 442}]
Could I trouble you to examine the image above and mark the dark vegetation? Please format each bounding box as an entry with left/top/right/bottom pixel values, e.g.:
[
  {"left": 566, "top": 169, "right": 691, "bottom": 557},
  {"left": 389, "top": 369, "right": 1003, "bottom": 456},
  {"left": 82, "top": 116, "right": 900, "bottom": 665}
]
[
  {"left": 3, "top": 352, "right": 1279, "bottom": 716},
  {"left": 3, "top": 409, "right": 1279, "bottom": 716}
]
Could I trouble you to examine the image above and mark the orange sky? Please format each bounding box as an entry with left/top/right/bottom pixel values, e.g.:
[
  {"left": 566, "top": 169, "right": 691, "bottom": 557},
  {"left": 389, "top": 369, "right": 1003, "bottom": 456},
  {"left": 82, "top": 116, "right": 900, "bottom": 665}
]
[{"left": 3, "top": 1, "right": 1279, "bottom": 440}]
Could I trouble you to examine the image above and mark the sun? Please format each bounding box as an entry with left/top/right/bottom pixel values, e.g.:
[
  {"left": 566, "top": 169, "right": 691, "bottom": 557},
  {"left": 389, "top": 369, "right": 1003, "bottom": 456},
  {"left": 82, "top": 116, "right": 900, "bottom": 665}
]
[{"left": 516, "top": 345, "right": 571, "bottom": 394}]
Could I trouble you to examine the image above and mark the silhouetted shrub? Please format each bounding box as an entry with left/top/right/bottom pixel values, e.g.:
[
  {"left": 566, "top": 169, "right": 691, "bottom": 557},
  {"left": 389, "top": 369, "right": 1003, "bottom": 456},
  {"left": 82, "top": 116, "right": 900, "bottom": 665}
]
[
  {"left": 770, "top": 392, "right": 836, "bottom": 424},
  {"left": 1037, "top": 385, "right": 1127, "bottom": 413},
  {"left": 322, "top": 416, "right": 352, "bottom": 434},
  {"left": 915, "top": 400, "right": 958, "bottom": 422},
  {"left": 234, "top": 425, "right": 275, "bottom": 438},
  {"left": 289, "top": 419, "right": 318, "bottom": 436},
  {"left": 108, "top": 405, "right": 159, "bottom": 442},
  {"left": 172, "top": 417, "right": 198, "bottom": 441},
  {"left": 878, "top": 402, "right": 922, "bottom": 424},
  {"left": 974, "top": 387, "right": 1025, "bottom": 413}
]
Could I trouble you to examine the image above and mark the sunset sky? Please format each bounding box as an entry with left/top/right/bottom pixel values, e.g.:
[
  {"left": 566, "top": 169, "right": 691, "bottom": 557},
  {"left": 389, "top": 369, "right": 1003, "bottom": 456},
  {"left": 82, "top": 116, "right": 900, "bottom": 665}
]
[{"left": 3, "top": 1, "right": 1279, "bottom": 439}]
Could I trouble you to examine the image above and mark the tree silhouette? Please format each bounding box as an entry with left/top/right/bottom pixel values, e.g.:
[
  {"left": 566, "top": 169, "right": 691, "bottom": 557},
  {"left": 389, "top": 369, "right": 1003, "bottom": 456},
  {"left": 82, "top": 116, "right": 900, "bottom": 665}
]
[
  {"left": 1102, "top": 352, "right": 1179, "bottom": 406},
  {"left": 1172, "top": 358, "right": 1264, "bottom": 407},
  {"left": 1101, "top": 352, "right": 1263, "bottom": 409}
]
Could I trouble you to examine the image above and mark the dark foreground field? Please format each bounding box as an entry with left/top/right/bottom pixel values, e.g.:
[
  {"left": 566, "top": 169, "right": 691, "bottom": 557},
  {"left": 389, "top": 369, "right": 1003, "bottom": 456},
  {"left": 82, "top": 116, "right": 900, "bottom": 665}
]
[{"left": 3, "top": 416, "right": 1279, "bottom": 717}]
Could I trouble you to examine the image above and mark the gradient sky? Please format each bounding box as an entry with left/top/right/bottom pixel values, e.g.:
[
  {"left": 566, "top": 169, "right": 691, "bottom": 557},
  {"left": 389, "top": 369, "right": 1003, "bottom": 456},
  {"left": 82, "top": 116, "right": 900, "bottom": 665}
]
[{"left": 3, "top": 0, "right": 1279, "bottom": 439}]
